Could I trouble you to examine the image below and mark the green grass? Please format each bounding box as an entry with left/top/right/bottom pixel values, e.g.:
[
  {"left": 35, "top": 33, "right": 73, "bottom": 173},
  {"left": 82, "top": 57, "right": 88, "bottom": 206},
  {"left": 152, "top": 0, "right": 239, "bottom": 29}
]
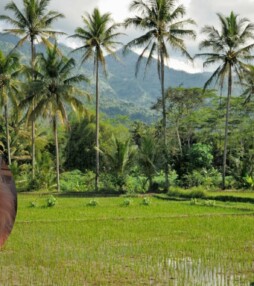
[{"left": 1, "top": 194, "right": 254, "bottom": 285}]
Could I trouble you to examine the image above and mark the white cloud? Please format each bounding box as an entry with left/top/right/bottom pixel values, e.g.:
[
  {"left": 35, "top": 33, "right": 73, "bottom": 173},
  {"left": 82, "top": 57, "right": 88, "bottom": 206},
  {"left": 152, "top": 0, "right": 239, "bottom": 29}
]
[
  {"left": 98, "top": 0, "right": 130, "bottom": 22},
  {"left": 168, "top": 58, "right": 203, "bottom": 73},
  {"left": 1, "top": 0, "right": 254, "bottom": 73}
]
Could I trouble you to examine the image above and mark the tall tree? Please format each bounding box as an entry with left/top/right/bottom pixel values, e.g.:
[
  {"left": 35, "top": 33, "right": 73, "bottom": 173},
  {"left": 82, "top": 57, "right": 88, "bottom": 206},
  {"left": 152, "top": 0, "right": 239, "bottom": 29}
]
[
  {"left": 0, "top": 0, "right": 64, "bottom": 178},
  {"left": 0, "top": 51, "right": 21, "bottom": 165},
  {"left": 124, "top": 0, "right": 196, "bottom": 191},
  {"left": 196, "top": 11, "right": 254, "bottom": 189},
  {"left": 22, "top": 44, "right": 88, "bottom": 192},
  {"left": 70, "top": 8, "right": 122, "bottom": 191},
  {"left": 240, "top": 65, "right": 254, "bottom": 103}
]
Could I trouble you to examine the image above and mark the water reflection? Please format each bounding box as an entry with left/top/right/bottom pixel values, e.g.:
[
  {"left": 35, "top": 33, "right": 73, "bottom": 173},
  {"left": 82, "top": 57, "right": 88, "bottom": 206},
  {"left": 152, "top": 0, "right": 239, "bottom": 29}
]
[{"left": 167, "top": 257, "right": 251, "bottom": 286}]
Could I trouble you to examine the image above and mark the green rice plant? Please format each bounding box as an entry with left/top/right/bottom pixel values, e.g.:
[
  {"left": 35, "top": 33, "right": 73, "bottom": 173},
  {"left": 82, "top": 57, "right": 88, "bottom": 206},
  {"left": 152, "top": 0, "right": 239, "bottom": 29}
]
[
  {"left": 87, "top": 199, "right": 98, "bottom": 207},
  {"left": 141, "top": 197, "right": 151, "bottom": 206},
  {"left": 190, "top": 198, "right": 198, "bottom": 205},
  {"left": 121, "top": 198, "right": 132, "bottom": 207},
  {"left": 29, "top": 200, "right": 38, "bottom": 208},
  {"left": 3, "top": 194, "right": 254, "bottom": 285},
  {"left": 168, "top": 187, "right": 206, "bottom": 199},
  {"left": 203, "top": 199, "right": 216, "bottom": 207},
  {"left": 46, "top": 195, "right": 56, "bottom": 207}
]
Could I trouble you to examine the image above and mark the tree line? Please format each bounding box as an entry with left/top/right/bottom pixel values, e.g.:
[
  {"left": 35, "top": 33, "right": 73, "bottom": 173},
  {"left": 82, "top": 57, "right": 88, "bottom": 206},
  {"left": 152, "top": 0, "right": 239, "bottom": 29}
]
[{"left": 1, "top": 0, "right": 254, "bottom": 192}]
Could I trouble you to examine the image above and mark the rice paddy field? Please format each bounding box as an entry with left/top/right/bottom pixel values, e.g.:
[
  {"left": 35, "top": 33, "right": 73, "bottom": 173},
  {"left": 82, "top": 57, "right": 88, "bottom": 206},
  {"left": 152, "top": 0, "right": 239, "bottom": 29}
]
[{"left": 1, "top": 193, "right": 254, "bottom": 285}]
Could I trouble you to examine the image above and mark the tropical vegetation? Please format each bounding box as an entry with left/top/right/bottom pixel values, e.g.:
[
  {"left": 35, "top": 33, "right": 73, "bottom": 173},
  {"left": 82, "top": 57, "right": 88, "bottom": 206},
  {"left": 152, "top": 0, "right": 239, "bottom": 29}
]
[
  {"left": 0, "top": 0, "right": 254, "bottom": 194},
  {"left": 196, "top": 11, "right": 254, "bottom": 189},
  {"left": 2, "top": 1, "right": 254, "bottom": 285},
  {"left": 70, "top": 8, "right": 123, "bottom": 191},
  {"left": 0, "top": 0, "right": 64, "bottom": 178},
  {"left": 124, "top": 0, "right": 196, "bottom": 190}
]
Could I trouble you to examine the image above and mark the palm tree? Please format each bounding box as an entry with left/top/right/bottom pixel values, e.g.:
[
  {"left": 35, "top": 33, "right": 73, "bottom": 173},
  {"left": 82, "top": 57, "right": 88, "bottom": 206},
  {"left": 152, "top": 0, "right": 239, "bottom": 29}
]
[
  {"left": 240, "top": 65, "right": 254, "bottom": 103},
  {"left": 0, "top": 51, "right": 21, "bottom": 165},
  {"left": 70, "top": 8, "right": 122, "bottom": 191},
  {"left": 102, "top": 136, "right": 137, "bottom": 192},
  {"left": 124, "top": 0, "right": 196, "bottom": 191},
  {"left": 196, "top": 12, "right": 254, "bottom": 189},
  {"left": 138, "top": 134, "right": 160, "bottom": 191},
  {"left": 0, "top": 0, "right": 64, "bottom": 178},
  {"left": 22, "top": 44, "right": 88, "bottom": 192}
]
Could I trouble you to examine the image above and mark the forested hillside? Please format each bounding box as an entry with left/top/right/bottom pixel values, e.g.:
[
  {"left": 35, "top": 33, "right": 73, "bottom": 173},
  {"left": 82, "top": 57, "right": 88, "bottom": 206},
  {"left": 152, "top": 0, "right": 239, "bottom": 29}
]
[{"left": 0, "top": 33, "right": 211, "bottom": 122}]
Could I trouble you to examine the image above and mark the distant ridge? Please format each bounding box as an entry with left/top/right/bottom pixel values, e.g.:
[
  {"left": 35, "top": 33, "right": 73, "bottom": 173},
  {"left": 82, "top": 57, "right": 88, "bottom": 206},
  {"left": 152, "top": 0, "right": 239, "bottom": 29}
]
[{"left": 0, "top": 33, "right": 212, "bottom": 122}]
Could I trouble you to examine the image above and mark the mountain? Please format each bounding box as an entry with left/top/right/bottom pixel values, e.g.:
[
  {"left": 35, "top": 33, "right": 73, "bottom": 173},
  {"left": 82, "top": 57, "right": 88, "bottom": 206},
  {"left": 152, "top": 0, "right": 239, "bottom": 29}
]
[
  {"left": 105, "top": 49, "right": 211, "bottom": 105},
  {"left": 0, "top": 33, "right": 211, "bottom": 123}
]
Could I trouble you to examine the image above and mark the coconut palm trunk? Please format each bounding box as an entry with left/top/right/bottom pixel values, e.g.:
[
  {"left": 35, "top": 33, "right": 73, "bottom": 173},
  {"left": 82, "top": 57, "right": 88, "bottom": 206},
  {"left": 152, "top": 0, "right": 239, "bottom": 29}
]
[
  {"left": 21, "top": 44, "right": 88, "bottom": 193},
  {"left": 222, "top": 66, "right": 232, "bottom": 189},
  {"left": 70, "top": 8, "right": 122, "bottom": 192},
  {"left": 196, "top": 12, "right": 254, "bottom": 189},
  {"left": 0, "top": 51, "right": 20, "bottom": 166},
  {"left": 95, "top": 53, "right": 100, "bottom": 191},
  {"left": 4, "top": 104, "right": 11, "bottom": 165},
  {"left": 53, "top": 117, "right": 60, "bottom": 192},
  {"left": 0, "top": 0, "right": 64, "bottom": 180},
  {"left": 30, "top": 38, "right": 36, "bottom": 179},
  {"left": 160, "top": 50, "right": 169, "bottom": 190},
  {"left": 124, "top": 0, "right": 196, "bottom": 192}
]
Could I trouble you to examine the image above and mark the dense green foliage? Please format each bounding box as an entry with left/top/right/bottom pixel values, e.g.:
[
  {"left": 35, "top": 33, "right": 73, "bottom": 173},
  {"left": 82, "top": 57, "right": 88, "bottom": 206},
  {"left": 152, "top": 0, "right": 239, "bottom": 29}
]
[{"left": 1, "top": 0, "right": 254, "bottom": 192}]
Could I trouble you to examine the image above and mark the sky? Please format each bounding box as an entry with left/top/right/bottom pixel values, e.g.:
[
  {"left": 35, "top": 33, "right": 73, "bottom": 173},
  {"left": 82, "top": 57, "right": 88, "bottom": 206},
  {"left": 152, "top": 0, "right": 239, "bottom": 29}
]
[{"left": 1, "top": 0, "right": 254, "bottom": 73}]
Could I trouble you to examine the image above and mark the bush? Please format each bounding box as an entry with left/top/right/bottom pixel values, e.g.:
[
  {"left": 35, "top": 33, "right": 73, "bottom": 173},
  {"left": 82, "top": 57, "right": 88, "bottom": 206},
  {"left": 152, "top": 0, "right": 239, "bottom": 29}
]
[
  {"left": 100, "top": 173, "right": 117, "bottom": 192},
  {"left": 151, "top": 170, "right": 179, "bottom": 192},
  {"left": 60, "top": 170, "right": 95, "bottom": 192},
  {"left": 168, "top": 187, "right": 206, "bottom": 199},
  {"left": 27, "top": 167, "right": 56, "bottom": 192},
  {"left": 182, "top": 168, "right": 221, "bottom": 188},
  {"left": 225, "top": 176, "right": 238, "bottom": 189},
  {"left": 188, "top": 143, "right": 213, "bottom": 170},
  {"left": 125, "top": 176, "right": 148, "bottom": 193},
  {"left": 243, "top": 175, "right": 254, "bottom": 189}
]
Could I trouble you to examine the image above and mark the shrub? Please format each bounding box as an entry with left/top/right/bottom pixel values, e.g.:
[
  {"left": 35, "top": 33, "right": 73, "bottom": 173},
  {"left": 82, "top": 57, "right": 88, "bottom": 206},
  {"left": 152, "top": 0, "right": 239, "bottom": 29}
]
[
  {"left": 182, "top": 168, "right": 221, "bottom": 188},
  {"left": 188, "top": 143, "right": 213, "bottom": 170},
  {"left": 60, "top": 170, "right": 95, "bottom": 192},
  {"left": 125, "top": 176, "right": 148, "bottom": 193},
  {"left": 243, "top": 175, "right": 254, "bottom": 190},
  {"left": 225, "top": 176, "right": 238, "bottom": 189},
  {"left": 152, "top": 170, "right": 179, "bottom": 192},
  {"left": 100, "top": 173, "right": 118, "bottom": 192},
  {"left": 168, "top": 187, "right": 206, "bottom": 199}
]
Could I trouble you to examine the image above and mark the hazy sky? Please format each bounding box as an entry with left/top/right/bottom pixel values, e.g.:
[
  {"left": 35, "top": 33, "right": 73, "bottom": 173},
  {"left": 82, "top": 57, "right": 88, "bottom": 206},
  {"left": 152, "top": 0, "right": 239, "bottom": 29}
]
[{"left": 1, "top": 0, "right": 254, "bottom": 73}]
